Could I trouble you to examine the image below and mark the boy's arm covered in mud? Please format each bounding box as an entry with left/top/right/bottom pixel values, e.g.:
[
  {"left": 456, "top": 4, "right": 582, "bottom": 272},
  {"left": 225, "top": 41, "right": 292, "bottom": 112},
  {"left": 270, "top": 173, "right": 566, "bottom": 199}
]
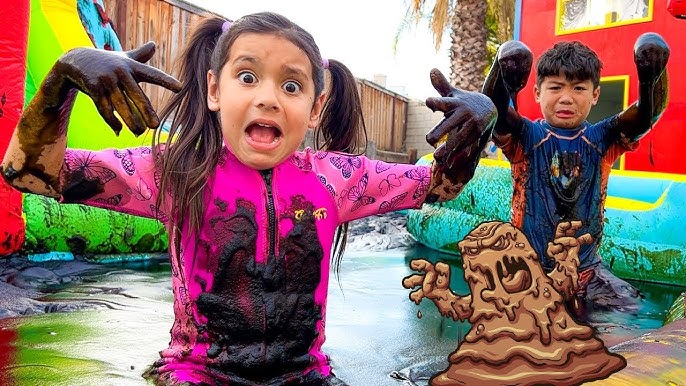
[
  {"left": 0, "top": 42, "right": 181, "bottom": 198},
  {"left": 481, "top": 40, "right": 532, "bottom": 149},
  {"left": 613, "top": 32, "right": 670, "bottom": 142}
]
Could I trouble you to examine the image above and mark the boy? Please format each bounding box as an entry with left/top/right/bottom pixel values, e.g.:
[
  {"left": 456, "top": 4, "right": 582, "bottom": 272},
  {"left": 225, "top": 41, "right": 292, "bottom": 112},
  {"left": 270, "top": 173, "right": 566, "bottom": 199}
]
[{"left": 481, "top": 33, "right": 669, "bottom": 309}]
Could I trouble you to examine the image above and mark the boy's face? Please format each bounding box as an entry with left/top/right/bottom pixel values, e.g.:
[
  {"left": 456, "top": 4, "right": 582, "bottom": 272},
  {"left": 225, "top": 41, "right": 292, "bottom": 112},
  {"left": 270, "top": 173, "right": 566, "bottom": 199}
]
[
  {"left": 534, "top": 73, "right": 600, "bottom": 129},
  {"left": 207, "top": 33, "right": 325, "bottom": 170}
]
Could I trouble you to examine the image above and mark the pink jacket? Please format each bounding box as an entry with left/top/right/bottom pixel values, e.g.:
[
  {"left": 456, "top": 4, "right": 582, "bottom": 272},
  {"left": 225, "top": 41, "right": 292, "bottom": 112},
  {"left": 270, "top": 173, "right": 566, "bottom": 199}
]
[{"left": 61, "top": 146, "right": 430, "bottom": 384}]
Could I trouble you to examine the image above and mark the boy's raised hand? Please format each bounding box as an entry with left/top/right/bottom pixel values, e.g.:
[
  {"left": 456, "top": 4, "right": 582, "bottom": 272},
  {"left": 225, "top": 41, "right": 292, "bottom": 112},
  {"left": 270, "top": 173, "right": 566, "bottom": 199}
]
[
  {"left": 634, "top": 32, "right": 670, "bottom": 86},
  {"left": 423, "top": 69, "right": 496, "bottom": 202},
  {"left": 53, "top": 42, "right": 182, "bottom": 136},
  {"left": 497, "top": 40, "right": 533, "bottom": 97}
]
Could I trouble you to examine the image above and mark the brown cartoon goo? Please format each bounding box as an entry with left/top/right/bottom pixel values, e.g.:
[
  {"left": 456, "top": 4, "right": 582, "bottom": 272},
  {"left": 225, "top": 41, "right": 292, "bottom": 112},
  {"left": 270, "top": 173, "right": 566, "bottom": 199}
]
[{"left": 403, "top": 221, "right": 626, "bottom": 385}]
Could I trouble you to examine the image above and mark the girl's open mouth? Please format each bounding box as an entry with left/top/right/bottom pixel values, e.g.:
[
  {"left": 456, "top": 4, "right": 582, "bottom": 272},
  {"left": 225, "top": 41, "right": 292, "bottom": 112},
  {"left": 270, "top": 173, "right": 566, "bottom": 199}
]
[{"left": 245, "top": 122, "right": 282, "bottom": 150}]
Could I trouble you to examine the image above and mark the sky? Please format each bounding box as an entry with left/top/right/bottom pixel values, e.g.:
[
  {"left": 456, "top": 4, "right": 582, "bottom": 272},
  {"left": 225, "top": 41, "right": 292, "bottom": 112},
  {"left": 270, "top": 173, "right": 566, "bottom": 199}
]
[{"left": 186, "top": 0, "right": 451, "bottom": 101}]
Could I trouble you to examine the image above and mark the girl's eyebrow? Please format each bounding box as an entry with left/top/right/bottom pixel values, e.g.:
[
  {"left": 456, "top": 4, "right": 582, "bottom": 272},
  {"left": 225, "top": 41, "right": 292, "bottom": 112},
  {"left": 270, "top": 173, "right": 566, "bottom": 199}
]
[
  {"left": 282, "top": 64, "right": 309, "bottom": 80},
  {"left": 232, "top": 55, "right": 258, "bottom": 65}
]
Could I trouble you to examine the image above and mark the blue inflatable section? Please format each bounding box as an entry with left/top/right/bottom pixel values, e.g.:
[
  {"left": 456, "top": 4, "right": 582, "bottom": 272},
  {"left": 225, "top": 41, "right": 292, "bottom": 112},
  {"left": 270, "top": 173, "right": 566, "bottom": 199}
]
[{"left": 407, "top": 157, "right": 686, "bottom": 287}]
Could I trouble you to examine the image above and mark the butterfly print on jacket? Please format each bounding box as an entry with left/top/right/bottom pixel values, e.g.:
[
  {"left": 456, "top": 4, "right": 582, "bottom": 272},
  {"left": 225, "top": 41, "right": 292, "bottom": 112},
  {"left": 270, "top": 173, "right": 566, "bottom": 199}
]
[
  {"left": 378, "top": 173, "right": 401, "bottom": 196},
  {"left": 330, "top": 155, "right": 362, "bottom": 179},
  {"left": 127, "top": 178, "right": 153, "bottom": 201},
  {"left": 113, "top": 148, "right": 150, "bottom": 176},
  {"left": 290, "top": 154, "right": 313, "bottom": 171},
  {"left": 61, "top": 151, "right": 118, "bottom": 200},
  {"left": 379, "top": 192, "right": 408, "bottom": 213},
  {"left": 317, "top": 175, "right": 336, "bottom": 198},
  {"left": 404, "top": 167, "right": 431, "bottom": 200},
  {"left": 344, "top": 172, "right": 376, "bottom": 212}
]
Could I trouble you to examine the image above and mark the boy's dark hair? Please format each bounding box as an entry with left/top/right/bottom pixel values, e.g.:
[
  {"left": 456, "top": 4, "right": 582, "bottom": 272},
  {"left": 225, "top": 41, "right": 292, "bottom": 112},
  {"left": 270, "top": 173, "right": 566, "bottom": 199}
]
[
  {"left": 153, "top": 12, "right": 366, "bottom": 273},
  {"left": 536, "top": 41, "right": 603, "bottom": 88}
]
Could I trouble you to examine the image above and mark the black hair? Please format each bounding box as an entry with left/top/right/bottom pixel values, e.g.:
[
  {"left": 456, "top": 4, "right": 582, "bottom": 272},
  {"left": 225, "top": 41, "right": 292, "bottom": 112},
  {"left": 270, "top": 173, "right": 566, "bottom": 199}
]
[{"left": 536, "top": 41, "right": 603, "bottom": 88}]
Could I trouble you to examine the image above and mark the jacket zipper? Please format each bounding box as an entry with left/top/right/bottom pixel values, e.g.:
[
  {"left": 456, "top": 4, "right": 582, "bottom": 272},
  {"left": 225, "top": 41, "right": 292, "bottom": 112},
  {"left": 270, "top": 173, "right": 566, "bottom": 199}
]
[
  {"left": 259, "top": 168, "right": 276, "bottom": 363},
  {"left": 260, "top": 169, "right": 277, "bottom": 258}
]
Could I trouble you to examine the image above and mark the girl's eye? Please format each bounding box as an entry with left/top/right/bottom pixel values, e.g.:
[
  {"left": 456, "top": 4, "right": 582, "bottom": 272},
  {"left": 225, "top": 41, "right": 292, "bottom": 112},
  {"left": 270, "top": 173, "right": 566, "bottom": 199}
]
[
  {"left": 238, "top": 71, "right": 257, "bottom": 84},
  {"left": 283, "top": 81, "right": 301, "bottom": 94}
]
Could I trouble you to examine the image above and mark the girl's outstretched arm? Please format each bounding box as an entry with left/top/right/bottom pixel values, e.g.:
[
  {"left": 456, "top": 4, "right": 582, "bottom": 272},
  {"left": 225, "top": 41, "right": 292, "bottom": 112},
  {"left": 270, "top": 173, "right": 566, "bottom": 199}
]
[
  {"left": 0, "top": 42, "right": 181, "bottom": 198},
  {"left": 614, "top": 32, "right": 670, "bottom": 142},
  {"left": 481, "top": 40, "right": 530, "bottom": 142},
  {"left": 423, "top": 69, "right": 497, "bottom": 203}
]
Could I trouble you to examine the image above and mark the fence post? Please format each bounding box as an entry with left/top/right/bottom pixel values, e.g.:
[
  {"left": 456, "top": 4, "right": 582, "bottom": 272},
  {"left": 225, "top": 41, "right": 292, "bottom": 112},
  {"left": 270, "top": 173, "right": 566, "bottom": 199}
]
[
  {"left": 407, "top": 148, "right": 418, "bottom": 164},
  {"left": 366, "top": 141, "right": 377, "bottom": 160}
]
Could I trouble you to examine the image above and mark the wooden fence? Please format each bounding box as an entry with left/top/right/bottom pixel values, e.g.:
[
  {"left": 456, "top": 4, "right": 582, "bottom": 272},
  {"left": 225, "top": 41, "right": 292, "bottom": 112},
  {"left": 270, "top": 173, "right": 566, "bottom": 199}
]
[
  {"left": 102, "top": 0, "right": 216, "bottom": 111},
  {"left": 101, "top": 0, "right": 411, "bottom": 161}
]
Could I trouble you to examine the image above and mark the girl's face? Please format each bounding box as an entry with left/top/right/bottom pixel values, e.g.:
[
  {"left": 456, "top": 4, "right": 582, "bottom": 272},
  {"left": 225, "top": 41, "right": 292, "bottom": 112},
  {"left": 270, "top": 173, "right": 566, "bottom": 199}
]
[
  {"left": 534, "top": 72, "right": 599, "bottom": 129},
  {"left": 207, "top": 33, "right": 325, "bottom": 170}
]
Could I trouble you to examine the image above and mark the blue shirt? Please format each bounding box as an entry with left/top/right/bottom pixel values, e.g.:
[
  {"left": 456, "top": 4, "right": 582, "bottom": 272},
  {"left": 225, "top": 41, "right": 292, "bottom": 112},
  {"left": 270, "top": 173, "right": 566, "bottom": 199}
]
[{"left": 499, "top": 116, "right": 632, "bottom": 271}]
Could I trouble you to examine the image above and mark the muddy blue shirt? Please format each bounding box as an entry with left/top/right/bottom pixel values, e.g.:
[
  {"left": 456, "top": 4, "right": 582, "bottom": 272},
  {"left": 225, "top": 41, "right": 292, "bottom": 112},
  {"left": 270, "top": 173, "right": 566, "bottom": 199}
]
[{"left": 495, "top": 117, "right": 637, "bottom": 271}]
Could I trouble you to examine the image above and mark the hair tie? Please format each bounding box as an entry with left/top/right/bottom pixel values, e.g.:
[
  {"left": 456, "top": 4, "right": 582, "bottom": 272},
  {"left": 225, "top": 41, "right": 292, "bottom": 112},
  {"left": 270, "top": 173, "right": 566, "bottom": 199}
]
[
  {"left": 222, "top": 20, "right": 232, "bottom": 32},
  {"left": 322, "top": 58, "right": 329, "bottom": 70}
]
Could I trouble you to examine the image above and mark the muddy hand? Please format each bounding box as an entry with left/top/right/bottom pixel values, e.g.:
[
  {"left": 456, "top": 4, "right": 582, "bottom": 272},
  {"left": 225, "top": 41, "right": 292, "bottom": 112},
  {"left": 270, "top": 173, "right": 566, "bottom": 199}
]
[
  {"left": 402, "top": 259, "right": 453, "bottom": 304},
  {"left": 634, "top": 32, "right": 670, "bottom": 86},
  {"left": 424, "top": 69, "right": 496, "bottom": 200},
  {"left": 547, "top": 221, "right": 593, "bottom": 258},
  {"left": 546, "top": 221, "right": 593, "bottom": 275},
  {"left": 55, "top": 42, "right": 182, "bottom": 136},
  {"left": 496, "top": 40, "right": 533, "bottom": 104}
]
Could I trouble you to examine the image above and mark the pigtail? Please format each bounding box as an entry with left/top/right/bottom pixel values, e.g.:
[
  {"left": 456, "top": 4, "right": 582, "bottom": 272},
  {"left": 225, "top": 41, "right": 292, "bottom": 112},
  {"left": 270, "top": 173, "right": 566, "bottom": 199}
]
[
  {"left": 153, "top": 17, "right": 226, "bottom": 254},
  {"left": 316, "top": 60, "right": 369, "bottom": 278},
  {"left": 315, "top": 59, "right": 367, "bottom": 154}
]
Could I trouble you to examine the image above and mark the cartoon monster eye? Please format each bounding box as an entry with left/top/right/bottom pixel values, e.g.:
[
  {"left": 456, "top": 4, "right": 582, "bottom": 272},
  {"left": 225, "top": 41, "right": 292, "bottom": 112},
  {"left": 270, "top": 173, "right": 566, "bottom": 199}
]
[
  {"left": 464, "top": 247, "right": 479, "bottom": 255},
  {"left": 491, "top": 236, "right": 507, "bottom": 250}
]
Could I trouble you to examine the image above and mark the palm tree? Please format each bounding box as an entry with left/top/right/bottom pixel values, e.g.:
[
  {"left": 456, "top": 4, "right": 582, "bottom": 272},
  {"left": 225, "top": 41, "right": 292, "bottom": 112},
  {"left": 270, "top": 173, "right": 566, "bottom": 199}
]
[{"left": 404, "top": 0, "right": 516, "bottom": 91}]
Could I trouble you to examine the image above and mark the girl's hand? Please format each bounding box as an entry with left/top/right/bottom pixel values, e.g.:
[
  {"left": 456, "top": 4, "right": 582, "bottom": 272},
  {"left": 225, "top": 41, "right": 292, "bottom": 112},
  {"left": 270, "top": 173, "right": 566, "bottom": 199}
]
[
  {"left": 54, "top": 42, "right": 182, "bottom": 136},
  {"left": 423, "top": 69, "right": 497, "bottom": 202}
]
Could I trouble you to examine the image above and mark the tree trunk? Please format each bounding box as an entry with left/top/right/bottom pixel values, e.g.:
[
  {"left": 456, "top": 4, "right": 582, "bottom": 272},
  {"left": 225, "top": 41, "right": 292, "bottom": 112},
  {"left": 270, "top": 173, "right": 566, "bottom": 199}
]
[{"left": 449, "top": 0, "right": 489, "bottom": 91}]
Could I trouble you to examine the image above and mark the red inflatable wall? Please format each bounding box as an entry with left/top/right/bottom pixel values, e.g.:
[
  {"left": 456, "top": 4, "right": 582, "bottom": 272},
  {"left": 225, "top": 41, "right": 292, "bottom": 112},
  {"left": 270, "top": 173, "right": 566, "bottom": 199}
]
[{"left": 0, "top": 1, "right": 29, "bottom": 255}]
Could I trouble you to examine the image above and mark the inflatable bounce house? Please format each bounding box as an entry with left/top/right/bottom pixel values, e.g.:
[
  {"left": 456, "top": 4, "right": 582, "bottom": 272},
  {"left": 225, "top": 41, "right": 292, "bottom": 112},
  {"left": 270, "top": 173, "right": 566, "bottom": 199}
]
[
  {"left": 408, "top": 0, "right": 686, "bottom": 288},
  {"left": 0, "top": 2, "right": 29, "bottom": 257},
  {"left": 0, "top": 0, "right": 168, "bottom": 262}
]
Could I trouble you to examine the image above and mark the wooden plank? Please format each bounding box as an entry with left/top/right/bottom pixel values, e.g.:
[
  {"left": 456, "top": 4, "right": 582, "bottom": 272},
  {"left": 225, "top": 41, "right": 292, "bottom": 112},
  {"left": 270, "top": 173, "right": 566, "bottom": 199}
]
[
  {"left": 161, "top": 0, "right": 221, "bottom": 17},
  {"left": 128, "top": 0, "right": 137, "bottom": 50}
]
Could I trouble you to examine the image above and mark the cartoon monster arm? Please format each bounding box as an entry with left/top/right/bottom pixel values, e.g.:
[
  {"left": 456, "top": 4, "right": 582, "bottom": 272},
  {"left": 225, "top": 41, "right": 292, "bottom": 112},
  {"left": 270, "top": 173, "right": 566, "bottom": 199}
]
[
  {"left": 545, "top": 221, "right": 593, "bottom": 301},
  {"left": 0, "top": 42, "right": 180, "bottom": 197},
  {"left": 614, "top": 32, "right": 670, "bottom": 142},
  {"left": 403, "top": 259, "right": 473, "bottom": 321},
  {"left": 423, "top": 69, "right": 497, "bottom": 203},
  {"left": 481, "top": 40, "right": 531, "bottom": 146}
]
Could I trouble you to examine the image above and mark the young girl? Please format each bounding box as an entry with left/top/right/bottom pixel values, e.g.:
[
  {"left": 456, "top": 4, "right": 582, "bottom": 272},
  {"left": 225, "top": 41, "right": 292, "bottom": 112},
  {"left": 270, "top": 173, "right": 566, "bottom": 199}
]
[{"left": 1, "top": 12, "right": 496, "bottom": 386}]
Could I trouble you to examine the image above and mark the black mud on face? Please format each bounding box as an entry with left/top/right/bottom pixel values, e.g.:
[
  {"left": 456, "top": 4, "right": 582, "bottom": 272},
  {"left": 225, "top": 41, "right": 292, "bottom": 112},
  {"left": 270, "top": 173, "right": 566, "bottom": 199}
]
[{"left": 196, "top": 198, "right": 324, "bottom": 384}]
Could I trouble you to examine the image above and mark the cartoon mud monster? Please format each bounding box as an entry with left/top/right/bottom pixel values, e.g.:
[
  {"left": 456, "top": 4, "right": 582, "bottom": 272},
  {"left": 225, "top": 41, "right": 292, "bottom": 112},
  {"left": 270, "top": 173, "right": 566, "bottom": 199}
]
[{"left": 403, "top": 221, "right": 626, "bottom": 385}]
